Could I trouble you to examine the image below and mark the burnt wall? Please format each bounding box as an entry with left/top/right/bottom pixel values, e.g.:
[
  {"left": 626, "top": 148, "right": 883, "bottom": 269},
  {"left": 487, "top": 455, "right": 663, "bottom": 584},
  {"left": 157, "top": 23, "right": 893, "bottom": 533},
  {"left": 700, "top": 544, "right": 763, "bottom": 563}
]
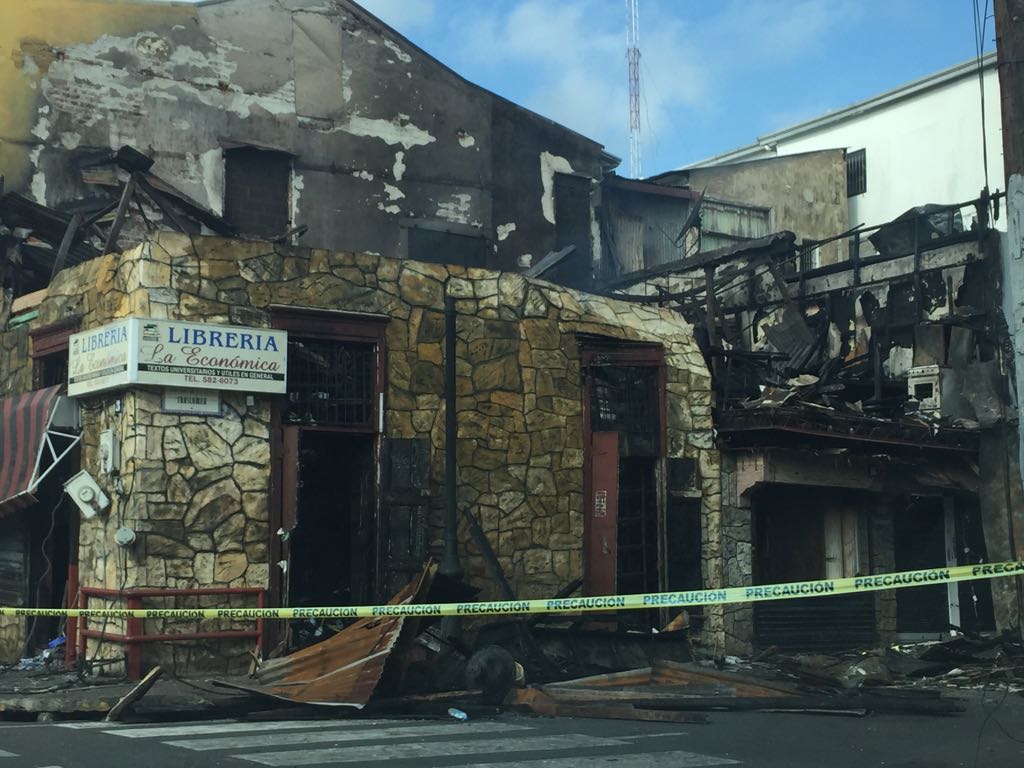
[
  {"left": 11, "top": 0, "right": 606, "bottom": 277},
  {"left": 671, "top": 150, "right": 849, "bottom": 265},
  {"left": 490, "top": 99, "right": 605, "bottom": 281}
]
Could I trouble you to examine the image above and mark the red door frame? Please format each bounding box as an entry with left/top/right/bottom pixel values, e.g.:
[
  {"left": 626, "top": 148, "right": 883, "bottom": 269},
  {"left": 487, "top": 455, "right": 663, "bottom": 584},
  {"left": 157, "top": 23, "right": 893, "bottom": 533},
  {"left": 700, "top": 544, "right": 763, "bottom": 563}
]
[
  {"left": 580, "top": 342, "right": 666, "bottom": 597},
  {"left": 267, "top": 308, "right": 389, "bottom": 645}
]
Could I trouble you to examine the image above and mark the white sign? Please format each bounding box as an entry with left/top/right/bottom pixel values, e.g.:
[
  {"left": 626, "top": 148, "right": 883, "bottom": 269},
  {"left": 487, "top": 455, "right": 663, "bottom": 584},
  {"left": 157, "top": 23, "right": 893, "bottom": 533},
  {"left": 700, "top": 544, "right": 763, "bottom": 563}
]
[
  {"left": 69, "top": 318, "right": 288, "bottom": 397},
  {"left": 68, "top": 320, "right": 132, "bottom": 396},
  {"left": 162, "top": 389, "right": 223, "bottom": 415}
]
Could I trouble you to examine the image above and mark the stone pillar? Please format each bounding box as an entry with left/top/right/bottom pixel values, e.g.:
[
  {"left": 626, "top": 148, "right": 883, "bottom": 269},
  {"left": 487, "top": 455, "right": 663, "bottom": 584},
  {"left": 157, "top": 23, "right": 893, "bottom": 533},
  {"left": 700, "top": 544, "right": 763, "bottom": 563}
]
[{"left": 719, "top": 452, "right": 754, "bottom": 655}]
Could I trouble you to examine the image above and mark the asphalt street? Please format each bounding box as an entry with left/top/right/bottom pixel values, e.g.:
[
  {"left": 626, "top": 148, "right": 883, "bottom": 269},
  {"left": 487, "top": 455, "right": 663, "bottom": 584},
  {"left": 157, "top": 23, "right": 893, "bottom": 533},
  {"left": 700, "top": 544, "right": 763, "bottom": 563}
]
[{"left": 0, "top": 689, "right": 1021, "bottom": 767}]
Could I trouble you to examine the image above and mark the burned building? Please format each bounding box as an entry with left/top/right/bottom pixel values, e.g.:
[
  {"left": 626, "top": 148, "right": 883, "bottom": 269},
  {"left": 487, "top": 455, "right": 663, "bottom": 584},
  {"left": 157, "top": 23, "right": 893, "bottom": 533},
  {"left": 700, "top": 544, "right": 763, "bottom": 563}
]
[
  {"left": 0, "top": 230, "right": 716, "bottom": 672},
  {"left": 606, "top": 190, "right": 1024, "bottom": 652},
  {"left": 2, "top": 0, "right": 618, "bottom": 295}
]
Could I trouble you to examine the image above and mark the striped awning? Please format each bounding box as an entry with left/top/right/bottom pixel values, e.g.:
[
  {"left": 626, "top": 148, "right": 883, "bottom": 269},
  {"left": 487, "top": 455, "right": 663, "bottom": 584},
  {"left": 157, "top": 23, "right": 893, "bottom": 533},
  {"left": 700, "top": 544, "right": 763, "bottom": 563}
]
[{"left": 0, "top": 386, "right": 79, "bottom": 515}]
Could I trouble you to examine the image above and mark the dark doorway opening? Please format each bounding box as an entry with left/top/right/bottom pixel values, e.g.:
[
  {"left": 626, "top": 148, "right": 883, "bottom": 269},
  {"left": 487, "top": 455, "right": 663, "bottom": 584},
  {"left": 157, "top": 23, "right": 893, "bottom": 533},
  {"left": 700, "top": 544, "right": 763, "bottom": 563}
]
[
  {"left": 954, "top": 498, "right": 996, "bottom": 633},
  {"left": 287, "top": 431, "right": 375, "bottom": 622},
  {"left": 753, "top": 486, "right": 876, "bottom": 651},
  {"left": 616, "top": 457, "right": 659, "bottom": 596},
  {"left": 268, "top": 309, "right": 388, "bottom": 652},
  {"left": 894, "top": 497, "right": 950, "bottom": 634}
]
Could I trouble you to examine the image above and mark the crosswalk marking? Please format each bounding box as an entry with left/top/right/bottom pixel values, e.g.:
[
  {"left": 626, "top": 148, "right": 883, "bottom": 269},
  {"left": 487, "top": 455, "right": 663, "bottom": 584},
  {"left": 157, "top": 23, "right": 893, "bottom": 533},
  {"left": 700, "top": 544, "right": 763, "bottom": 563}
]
[
  {"left": 102, "top": 719, "right": 337, "bottom": 739},
  {"left": 54, "top": 716, "right": 740, "bottom": 767},
  {"left": 237, "top": 733, "right": 626, "bottom": 766},
  {"left": 57, "top": 719, "right": 234, "bottom": 730},
  {"left": 461, "top": 751, "right": 741, "bottom": 767},
  {"left": 163, "top": 721, "right": 528, "bottom": 751}
]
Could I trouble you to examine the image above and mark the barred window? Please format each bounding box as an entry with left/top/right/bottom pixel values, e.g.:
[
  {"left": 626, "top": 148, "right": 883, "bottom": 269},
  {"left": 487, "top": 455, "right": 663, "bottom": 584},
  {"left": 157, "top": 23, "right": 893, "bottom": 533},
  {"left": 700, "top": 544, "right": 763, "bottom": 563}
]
[
  {"left": 846, "top": 149, "right": 866, "bottom": 197},
  {"left": 284, "top": 338, "right": 376, "bottom": 427}
]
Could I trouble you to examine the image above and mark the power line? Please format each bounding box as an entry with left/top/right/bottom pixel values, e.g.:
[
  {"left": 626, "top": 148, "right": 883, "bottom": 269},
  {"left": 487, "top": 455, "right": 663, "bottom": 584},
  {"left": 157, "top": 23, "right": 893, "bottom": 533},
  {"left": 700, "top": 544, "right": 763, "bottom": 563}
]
[{"left": 974, "top": 0, "right": 992, "bottom": 193}]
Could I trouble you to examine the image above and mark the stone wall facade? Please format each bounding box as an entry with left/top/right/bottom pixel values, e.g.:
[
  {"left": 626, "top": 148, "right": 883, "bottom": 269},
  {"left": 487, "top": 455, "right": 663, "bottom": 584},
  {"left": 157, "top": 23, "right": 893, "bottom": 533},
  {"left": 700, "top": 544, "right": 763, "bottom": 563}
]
[
  {"left": 718, "top": 453, "right": 754, "bottom": 655},
  {"left": 1, "top": 232, "right": 720, "bottom": 671}
]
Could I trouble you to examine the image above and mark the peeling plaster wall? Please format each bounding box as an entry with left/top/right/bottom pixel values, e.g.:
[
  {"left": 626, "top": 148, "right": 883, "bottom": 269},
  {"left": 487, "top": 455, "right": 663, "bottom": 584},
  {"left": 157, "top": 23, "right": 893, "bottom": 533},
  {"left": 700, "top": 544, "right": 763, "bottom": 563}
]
[
  {"left": 11, "top": 0, "right": 607, "bottom": 273},
  {"left": 0, "top": 0, "right": 192, "bottom": 191},
  {"left": 491, "top": 99, "right": 605, "bottom": 274}
]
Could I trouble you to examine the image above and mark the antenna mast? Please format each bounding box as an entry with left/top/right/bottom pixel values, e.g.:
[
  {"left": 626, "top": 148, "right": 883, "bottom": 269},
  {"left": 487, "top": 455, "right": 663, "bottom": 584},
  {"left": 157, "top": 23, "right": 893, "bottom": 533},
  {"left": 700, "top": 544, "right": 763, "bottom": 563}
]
[{"left": 626, "top": 0, "right": 641, "bottom": 178}]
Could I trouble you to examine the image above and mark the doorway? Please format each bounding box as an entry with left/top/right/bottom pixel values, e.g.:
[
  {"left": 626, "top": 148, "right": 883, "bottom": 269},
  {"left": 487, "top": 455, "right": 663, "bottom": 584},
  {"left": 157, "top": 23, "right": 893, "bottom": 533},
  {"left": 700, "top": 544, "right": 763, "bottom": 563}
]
[
  {"left": 752, "top": 486, "right": 876, "bottom": 651},
  {"left": 285, "top": 430, "right": 375, "bottom": 610},
  {"left": 581, "top": 341, "right": 665, "bottom": 627},
  {"left": 268, "top": 308, "right": 389, "bottom": 650},
  {"left": 894, "top": 497, "right": 951, "bottom": 635}
]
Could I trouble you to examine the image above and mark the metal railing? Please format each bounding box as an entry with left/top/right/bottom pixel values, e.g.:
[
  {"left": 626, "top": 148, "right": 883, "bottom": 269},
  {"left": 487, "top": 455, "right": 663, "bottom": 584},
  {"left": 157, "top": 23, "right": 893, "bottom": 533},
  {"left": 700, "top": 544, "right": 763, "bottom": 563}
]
[{"left": 74, "top": 586, "right": 265, "bottom": 679}]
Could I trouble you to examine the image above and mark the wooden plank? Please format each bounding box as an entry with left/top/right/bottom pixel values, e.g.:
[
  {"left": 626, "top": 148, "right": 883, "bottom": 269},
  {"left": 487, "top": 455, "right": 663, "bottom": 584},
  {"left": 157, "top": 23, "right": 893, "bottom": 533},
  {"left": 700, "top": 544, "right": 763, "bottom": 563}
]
[
  {"left": 538, "top": 684, "right": 737, "bottom": 702},
  {"left": 50, "top": 212, "right": 82, "bottom": 281},
  {"left": 842, "top": 507, "right": 860, "bottom": 576},
  {"left": 10, "top": 288, "right": 47, "bottom": 315},
  {"left": 103, "top": 174, "right": 137, "bottom": 254},
  {"left": 104, "top": 666, "right": 163, "bottom": 722},
  {"left": 511, "top": 688, "right": 708, "bottom": 725},
  {"left": 524, "top": 245, "right": 575, "bottom": 278},
  {"left": 602, "top": 231, "right": 795, "bottom": 290},
  {"left": 824, "top": 507, "right": 843, "bottom": 580},
  {"left": 651, "top": 660, "right": 800, "bottom": 697},
  {"left": 545, "top": 667, "right": 652, "bottom": 689}
]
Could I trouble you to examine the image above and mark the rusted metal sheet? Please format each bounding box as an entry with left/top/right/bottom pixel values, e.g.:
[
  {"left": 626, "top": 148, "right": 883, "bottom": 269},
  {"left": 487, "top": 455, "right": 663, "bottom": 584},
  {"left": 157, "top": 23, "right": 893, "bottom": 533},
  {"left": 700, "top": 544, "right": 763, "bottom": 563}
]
[{"left": 217, "top": 562, "right": 436, "bottom": 708}]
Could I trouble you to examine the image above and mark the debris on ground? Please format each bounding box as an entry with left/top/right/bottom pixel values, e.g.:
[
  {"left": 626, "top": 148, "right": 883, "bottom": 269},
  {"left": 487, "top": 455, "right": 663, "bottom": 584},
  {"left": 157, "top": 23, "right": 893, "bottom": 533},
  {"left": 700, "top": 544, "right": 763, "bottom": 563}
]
[
  {"left": 746, "top": 632, "right": 1024, "bottom": 693},
  {"left": 508, "top": 658, "right": 964, "bottom": 720},
  {"left": 213, "top": 562, "right": 438, "bottom": 708},
  {"left": 104, "top": 666, "right": 164, "bottom": 722}
]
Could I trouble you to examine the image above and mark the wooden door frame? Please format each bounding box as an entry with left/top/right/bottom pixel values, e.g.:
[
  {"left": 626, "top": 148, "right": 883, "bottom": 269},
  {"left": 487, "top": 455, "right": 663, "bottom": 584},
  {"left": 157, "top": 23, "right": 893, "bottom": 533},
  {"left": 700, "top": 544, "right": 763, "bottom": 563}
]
[
  {"left": 267, "top": 308, "right": 389, "bottom": 636},
  {"left": 579, "top": 340, "right": 667, "bottom": 597}
]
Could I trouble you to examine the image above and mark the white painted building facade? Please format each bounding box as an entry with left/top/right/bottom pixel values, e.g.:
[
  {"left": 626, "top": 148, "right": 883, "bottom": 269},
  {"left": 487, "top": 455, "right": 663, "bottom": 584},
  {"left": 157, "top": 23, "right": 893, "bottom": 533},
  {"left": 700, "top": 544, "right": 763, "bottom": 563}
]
[{"left": 689, "top": 53, "right": 1003, "bottom": 232}]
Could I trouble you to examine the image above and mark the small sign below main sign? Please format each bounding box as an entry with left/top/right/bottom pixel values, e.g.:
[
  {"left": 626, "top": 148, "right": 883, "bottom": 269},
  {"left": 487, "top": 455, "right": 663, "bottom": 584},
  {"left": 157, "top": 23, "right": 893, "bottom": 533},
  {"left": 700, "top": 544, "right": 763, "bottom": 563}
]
[{"left": 162, "top": 389, "right": 223, "bottom": 416}]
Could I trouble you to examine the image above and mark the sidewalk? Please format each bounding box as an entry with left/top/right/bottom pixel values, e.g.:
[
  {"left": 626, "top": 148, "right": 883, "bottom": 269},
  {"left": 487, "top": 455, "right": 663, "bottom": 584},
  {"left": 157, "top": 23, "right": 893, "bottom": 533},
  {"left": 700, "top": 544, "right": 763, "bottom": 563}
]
[{"left": 0, "top": 666, "right": 259, "bottom": 720}]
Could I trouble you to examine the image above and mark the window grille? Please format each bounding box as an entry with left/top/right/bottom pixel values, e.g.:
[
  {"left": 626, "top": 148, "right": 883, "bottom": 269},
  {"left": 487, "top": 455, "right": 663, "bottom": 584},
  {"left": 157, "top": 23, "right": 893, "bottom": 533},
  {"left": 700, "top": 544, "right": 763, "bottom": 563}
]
[
  {"left": 285, "top": 339, "right": 376, "bottom": 427},
  {"left": 846, "top": 149, "right": 866, "bottom": 197},
  {"left": 590, "top": 365, "right": 659, "bottom": 451}
]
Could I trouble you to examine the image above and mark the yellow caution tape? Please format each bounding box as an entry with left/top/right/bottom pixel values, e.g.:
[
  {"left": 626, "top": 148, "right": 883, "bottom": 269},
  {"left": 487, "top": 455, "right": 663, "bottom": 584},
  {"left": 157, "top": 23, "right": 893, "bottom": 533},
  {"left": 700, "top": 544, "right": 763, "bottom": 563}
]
[{"left": 1, "top": 560, "right": 1022, "bottom": 621}]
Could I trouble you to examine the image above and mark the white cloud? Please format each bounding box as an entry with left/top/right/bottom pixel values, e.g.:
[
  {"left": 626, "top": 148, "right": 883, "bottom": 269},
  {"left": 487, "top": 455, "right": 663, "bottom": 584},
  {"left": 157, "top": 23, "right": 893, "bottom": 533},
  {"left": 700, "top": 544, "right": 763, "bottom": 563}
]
[
  {"left": 450, "top": 0, "right": 707, "bottom": 172},
  {"left": 444, "top": 0, "right": 859, "bottom": 172}
]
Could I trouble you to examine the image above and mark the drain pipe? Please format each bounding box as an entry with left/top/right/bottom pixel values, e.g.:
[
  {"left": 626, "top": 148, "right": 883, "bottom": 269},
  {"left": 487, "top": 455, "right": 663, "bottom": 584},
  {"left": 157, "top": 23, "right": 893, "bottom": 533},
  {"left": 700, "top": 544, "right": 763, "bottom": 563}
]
[{"left": 441, "top": 292, "right": 464, "bottom": 584}]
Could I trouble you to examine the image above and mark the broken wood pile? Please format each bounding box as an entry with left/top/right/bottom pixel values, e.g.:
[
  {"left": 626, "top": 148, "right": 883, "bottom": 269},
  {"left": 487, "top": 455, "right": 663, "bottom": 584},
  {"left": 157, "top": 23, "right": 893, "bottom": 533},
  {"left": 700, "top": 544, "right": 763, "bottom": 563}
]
[
  {"left": 746, "top": 633, "right": 1024, "bottom": 694},
  {"left": 508, "top": 659, "right": 963, "bottom": 721}
]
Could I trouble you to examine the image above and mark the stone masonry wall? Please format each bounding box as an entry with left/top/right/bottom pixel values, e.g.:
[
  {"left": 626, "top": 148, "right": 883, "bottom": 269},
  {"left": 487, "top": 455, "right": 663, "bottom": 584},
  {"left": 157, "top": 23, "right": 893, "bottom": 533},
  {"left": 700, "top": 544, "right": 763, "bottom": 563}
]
[
  {"left": 719, "top": 453, "right": 754, "bottom": 655},
  {"left": 1, "top": 232, "right": 721, "bottom": 670}
]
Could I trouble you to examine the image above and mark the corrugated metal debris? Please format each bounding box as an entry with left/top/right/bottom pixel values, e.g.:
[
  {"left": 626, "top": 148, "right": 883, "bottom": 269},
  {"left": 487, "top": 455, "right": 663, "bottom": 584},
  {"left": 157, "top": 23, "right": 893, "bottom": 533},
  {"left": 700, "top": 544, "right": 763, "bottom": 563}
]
[{"left": 216, "top": 562, "right": 437, "bottom": 708}]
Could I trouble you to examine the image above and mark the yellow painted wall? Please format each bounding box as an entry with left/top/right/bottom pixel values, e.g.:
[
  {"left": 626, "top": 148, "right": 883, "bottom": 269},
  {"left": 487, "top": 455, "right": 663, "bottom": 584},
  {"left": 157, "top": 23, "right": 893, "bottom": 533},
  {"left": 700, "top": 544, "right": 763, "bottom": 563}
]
[{"left": 0, "top": 0, "right": 193, "bottom": 191}]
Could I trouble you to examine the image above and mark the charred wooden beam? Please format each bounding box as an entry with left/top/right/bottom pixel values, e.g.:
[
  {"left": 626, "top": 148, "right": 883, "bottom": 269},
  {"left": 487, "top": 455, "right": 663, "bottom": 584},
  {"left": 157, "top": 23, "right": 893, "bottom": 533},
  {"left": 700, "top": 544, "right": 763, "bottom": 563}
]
[
  {"left": 50, "top": 212, "right": 82, "bottom": 281},
  {"left": 103, "top": 173, "right": 138, "bottom": 254}
]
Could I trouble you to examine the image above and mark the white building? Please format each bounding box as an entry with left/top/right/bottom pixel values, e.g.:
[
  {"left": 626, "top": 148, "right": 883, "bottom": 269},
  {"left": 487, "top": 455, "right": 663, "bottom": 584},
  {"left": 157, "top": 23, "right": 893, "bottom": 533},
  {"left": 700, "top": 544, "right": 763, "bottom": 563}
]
[{"left": 688, "top": 53, "right": 1003, "bottom": 231}]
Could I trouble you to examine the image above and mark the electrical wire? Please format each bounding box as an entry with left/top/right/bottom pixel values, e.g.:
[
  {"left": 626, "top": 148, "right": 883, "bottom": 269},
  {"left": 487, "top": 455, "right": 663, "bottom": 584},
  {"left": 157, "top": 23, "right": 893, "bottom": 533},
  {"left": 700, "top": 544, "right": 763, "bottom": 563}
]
[
  {"left": 25, "top": 494, "right": 65, "bottom": 655},
  {"left": 78, "top": 396, "right": 137, "bottom": 680},
  {"left": 973, "top": 0, "right": 993, "bottom": 196},
  {"left": 972, "top": 678, "right": 1022, "bottom": 768}
]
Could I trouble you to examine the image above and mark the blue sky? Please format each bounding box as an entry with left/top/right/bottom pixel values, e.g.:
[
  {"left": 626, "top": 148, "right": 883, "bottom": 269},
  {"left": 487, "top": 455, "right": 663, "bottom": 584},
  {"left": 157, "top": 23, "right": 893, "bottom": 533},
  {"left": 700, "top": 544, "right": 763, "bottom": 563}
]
[{"left": 358, "top": 0, "right": 995, "bottom": 175}]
